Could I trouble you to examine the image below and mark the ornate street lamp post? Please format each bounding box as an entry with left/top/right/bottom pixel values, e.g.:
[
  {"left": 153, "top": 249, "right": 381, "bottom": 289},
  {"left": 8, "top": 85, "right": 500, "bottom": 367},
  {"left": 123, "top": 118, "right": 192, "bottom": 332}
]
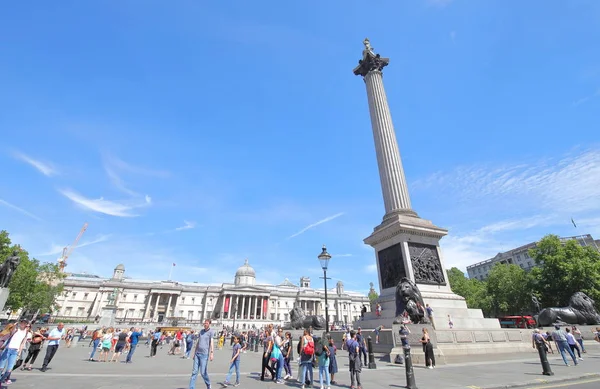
[{"left": 318, "top": 245, "right": 332, "bottom": 334}]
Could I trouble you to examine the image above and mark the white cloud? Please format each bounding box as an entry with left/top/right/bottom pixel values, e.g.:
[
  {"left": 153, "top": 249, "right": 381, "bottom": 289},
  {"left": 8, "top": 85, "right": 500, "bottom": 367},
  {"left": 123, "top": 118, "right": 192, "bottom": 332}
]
[
  {"left": 573, "top": 88, "right": 600, "bottom": 107},
  {"left": 12, "top": 151, "right": 58, "bottom": 177},
  {"left": 104, "top": 165, "right": 140, "bottom": 197},
  {"left": 365, "top": 264, "right": 377, "bottom": 273},
  {"left": 175, "top": 220, "right": 196, "bottom": 231},
  {"left": 413, "top": 148, "right": 600, "bottom": 213},
  {"left": 59, "top": 189, "right": 151, "bottom": 217},
  {"left": 287, "top": 212, "right": 345, "bottom": 239},
  {"left": 0, "top": 198, "right": 42, "bottom": 221},
  {"left": 332, "top": 253, "right": 353, "bottom": 258},
  {"left": 37, "top": 234, "right": 112, "bottom": 257},
  {"left": 106, "top": 154, "right": 170, "bottom": 178}
]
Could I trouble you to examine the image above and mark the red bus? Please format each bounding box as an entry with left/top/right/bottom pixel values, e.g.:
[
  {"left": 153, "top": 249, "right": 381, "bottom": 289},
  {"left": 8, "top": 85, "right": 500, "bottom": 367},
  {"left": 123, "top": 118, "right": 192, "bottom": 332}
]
[{"left": 498, "top": 315, "right": 536, "bottom": 329}]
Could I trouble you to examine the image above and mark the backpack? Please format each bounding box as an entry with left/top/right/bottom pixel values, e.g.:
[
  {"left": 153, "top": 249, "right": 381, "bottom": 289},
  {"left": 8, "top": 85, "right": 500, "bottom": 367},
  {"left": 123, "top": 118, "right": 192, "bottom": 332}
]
[
  {"left": 304, "top": 338, "right": 315, "bottom": 356},
  {"left": 314, "top": 339, "right": 324, "bottom": 356}
]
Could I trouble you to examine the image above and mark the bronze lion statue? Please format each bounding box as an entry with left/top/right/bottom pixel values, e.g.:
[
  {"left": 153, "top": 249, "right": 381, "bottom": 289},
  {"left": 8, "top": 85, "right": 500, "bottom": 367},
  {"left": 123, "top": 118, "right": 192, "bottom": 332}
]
[
  {"left": 393, "top": 277, "right": 427, "bottom": 324},
  {"left": 537, "top": 292, "right": 600, "bottom": 326},
  {"left": 289, "top": 306, "right": 326, "bottom": 330}
]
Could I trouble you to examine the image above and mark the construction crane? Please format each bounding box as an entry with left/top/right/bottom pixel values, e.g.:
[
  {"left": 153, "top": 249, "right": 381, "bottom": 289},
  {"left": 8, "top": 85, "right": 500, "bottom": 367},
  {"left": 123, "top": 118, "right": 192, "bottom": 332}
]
[{"left": 58, "top": 223, "right": 88, "bottom": 272}]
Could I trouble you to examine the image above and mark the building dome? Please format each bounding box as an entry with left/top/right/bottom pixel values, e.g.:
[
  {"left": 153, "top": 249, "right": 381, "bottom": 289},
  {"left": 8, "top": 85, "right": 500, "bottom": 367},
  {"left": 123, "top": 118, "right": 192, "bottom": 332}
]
[
  {"left": 234, "top": 259, "right": 256, "bottom": 286},
  {"left": 115, "top": 264, "right": 125, "bottom": 271},
  {"left": 235, "top": 259, "right": 256, "bottom": 277}
]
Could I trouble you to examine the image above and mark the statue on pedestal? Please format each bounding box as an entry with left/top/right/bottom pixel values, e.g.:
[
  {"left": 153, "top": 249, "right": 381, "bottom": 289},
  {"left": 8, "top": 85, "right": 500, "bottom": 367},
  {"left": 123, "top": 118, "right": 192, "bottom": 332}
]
[
  {"left": 0, "top": 251, "right": 21, "bottom": 288},
  {"left": 288, "top": 307, "right": 326, "bottom": 330},
  {"left": 393, "top": 277, "right": 427, "bottom": 324},
  {"left": 106, "top": 288, "right": 119, "bottom": 306},
  {"left": 537, "top": 292, "right": 600, "bottom": 326}
]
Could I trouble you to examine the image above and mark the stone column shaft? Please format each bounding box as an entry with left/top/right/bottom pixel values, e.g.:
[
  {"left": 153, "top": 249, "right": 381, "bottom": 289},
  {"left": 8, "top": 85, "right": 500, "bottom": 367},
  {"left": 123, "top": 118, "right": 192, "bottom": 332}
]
[
  {"left": 165, "top": 294, "right": 172, "bottom": 318},
  {"left": 364, "top": 70, "right": 415, "bottom": 219},
  {"left": 143, "top": 293, "right": 151, "bottom": 319},
  {"left": 153, "top": 293, "right": 160, "bottom": 320},
  {"left": 241, "top": 296, "right": 246, "bottom": 319}
]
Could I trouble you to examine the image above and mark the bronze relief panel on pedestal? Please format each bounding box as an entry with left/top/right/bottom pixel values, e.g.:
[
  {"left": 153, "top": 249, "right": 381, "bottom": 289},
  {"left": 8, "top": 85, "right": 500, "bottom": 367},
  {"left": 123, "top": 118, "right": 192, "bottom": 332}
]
[
  {"left": 377, "top": 243, "right": 406, "bottom": 289},
  {"left": 407, "top": 242, "right": 446, "bottom": 285}
]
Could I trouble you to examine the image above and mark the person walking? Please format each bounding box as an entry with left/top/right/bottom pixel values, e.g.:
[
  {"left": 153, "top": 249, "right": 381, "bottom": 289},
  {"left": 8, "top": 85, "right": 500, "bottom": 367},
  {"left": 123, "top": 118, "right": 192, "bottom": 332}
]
[
  {"left": 347, "top": 330, "right": 362, "bottom": 389},
  {"left": 223, "top": 335, "right": 241, "bottom": 387},
  {"left": 425, "top": 304, "right": 435, "bottom": 328},
  {"left": 40, "top": 322, "right": 65, "bottom": 372},
  {"left": 552, "top": 324, "right": 578, "bottom": 366},
  {"left": 125, "top": 327, "right": 143, "bottom": 363},
  {"left": 572, "top": 326, "right": 586, "bottom": 353},
  {"left": 356, "top": 327, "right": 368, "bottom": 366},
  {"left": 89, "top": 327, "right": 103, "bottom": 361},
  {"left": 184, "top": 330, "right": 194, "bottom": 359},
  {"left": 328, "top": 338, "right": 338, "bottom": 385},
  {"left": 150, "top": 329, "right": 160, "bottom": 357},
  {"left": 0, "top": 319, "right": 29, "bottom": 385},
  {"left": 565, "top": 328, "right": 583, "bottom": 360},
  {"left": 189, "top": 319, "right": 214, "bottom": 389},
  {"left": 317, "top": 337, "right": 331, "bottom": 389},
  {"left": 23, "top": 327, "right": 46, "bottom": 370}
]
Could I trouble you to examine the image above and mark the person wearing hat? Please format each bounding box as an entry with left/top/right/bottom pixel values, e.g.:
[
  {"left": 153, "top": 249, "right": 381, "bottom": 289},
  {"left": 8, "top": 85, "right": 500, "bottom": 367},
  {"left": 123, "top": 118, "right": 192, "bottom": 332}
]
[{"left": 0, "top": 319, "right": 30, "bottom": 385}]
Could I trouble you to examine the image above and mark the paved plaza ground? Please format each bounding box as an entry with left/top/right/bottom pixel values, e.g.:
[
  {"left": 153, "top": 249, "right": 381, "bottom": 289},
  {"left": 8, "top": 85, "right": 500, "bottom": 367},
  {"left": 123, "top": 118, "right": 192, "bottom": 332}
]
[{"left": 6, "top": 341, "right": 600, "bottom": 389}]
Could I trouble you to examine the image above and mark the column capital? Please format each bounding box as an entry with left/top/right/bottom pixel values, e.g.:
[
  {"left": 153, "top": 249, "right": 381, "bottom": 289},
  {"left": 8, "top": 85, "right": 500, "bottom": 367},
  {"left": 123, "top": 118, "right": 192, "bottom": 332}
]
[{"left": 353, "top": 38, "right": 389, "bottom": 77}]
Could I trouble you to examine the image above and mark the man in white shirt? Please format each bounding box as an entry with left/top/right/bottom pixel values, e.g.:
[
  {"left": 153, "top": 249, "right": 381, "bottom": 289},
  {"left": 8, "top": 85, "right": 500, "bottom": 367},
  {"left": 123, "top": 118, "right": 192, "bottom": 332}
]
[
  {"left": 0, "top": 319, "right": 29, "bottom": 384},
  {"left": 40, "top": 322, "right": 65, "bottom": 372}
]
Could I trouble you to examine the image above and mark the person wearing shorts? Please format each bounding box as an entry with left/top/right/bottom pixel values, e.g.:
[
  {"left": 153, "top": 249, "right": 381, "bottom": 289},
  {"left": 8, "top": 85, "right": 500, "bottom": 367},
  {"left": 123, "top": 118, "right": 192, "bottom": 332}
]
[{"left": 111, "top": 330, "right": 129, "bottom": 362}]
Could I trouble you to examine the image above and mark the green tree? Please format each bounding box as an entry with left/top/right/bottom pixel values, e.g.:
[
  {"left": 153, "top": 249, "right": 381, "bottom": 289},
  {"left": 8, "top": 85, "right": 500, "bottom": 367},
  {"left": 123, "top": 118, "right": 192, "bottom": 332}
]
[
  {"left": 0, "top": 230, "right": 65, "bottom": 313},
  {"left": 485, "top": 263, "right": 533, "bottom": 316},
  {"left": 447, "top": 267, "right": 490, "bottom": 313},
  {"left": 529, "top": 234, "right": 600, "bottom": 308}
]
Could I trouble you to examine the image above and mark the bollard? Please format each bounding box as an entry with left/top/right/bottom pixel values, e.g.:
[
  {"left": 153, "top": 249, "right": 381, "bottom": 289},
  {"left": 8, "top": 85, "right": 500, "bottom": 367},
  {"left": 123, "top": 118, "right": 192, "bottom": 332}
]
[
  {"left": 367, "top": 336, "right": 377, "bottom": 369},
  {"left": 254, "top": 337, "right": 259, "bottom": 352},
  {"left": 536, "top": 342, "right": 554, "bottom": 376},
  {"left": 403, "top": 346, "right": 418, "bottom": 389}
]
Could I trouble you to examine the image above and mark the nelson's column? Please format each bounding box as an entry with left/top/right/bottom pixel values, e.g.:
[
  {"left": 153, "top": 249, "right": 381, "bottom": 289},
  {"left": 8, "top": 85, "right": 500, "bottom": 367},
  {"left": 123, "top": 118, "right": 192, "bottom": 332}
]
[{"left": 353, "top": 38, "right": 498, "bottom": 329}]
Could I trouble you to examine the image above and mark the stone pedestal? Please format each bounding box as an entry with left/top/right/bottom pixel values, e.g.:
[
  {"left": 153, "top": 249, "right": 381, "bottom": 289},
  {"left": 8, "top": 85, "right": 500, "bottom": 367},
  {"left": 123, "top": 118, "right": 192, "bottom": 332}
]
[
  {"left": 99, "top": 305, "right": 117, "bottom": 327},
  {"left": 0, "top": 288, "right": 10, "bottom": 313}
]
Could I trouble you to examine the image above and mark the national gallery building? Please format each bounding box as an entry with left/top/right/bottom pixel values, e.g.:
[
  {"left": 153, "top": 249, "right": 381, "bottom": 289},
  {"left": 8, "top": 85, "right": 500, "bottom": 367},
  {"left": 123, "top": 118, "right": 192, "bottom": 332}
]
[{"left": 54, "top": 261, "right": 370, "bottom": 328}]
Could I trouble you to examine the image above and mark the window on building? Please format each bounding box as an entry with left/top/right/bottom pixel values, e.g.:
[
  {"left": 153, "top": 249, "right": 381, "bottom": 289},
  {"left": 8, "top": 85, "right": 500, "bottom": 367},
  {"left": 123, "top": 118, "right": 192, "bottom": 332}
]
[
  {"left": 139, "top": 310, "right": 144, "bottom": 318},
  {"left": 284, "top": 314, "right": 289, "bottom": 321},
  {"left": 198, "top": 311, "right": 202, "bottom": 319},
  {"left": 84, "top": 293, "right": 89, "bottom": 300},
  {"left": 277, "top": 301, "right": 280, "bottom": 307},
  {"left": 128, "top": 309, "right": 134, "bottom": 317},
  {"left": 65, "top": 307, "right": 73, "bottom": 316},
  {"left": 188, "top": 311, "right": 194, "bottom": 320},
  {"left": 72, "top": 292, "right": 77, "bottom": 299},
  {"left": 181, "top": 297, "right": 186, "bottom": 304},
  {"left": 277, "top": 314, "right": 281, "bottom": 320},
  {"left": 133, "top": 294, "right": 138, "bottom": 302},
  {"left": 271, "top": 313, "right": 275, "bottom": 320},
  {"left": 192, "top": 298, "right": 195, "bottom": 304},
  {"left": 77, "top": 307, "right": 84, "bottom": 317}
]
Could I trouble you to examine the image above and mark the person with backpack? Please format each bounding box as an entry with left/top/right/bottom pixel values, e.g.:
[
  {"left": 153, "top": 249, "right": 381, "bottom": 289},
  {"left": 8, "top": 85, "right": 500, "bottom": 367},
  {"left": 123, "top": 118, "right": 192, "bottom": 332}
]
[
  {"left": 299, "top": 329, "right": 315, "bottom": 389},
  {"left": 315, "top": 336, "right": 331, "bottom": 389},
  {"left": 260, "top": 329, "right": 275, "bottom": 381}
]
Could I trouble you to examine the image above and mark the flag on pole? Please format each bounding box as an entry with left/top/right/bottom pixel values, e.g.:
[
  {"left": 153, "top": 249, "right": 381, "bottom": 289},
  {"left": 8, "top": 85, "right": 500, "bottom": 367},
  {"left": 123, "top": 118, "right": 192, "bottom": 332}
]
[{"left": 571, "top": 218, "right": 577, "bottom": 228}]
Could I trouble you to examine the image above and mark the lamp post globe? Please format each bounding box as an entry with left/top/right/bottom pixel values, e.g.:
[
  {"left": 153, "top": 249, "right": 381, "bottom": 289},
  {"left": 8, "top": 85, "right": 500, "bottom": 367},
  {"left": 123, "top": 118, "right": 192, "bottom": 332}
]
[{"left": 318, "top": 245, "right": 332, "bottom": 333}]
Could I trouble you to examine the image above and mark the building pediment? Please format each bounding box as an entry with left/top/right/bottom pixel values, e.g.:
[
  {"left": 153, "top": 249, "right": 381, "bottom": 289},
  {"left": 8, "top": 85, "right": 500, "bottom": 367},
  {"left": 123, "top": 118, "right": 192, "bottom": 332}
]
[{"left": 225, "top": 285, "right": 270, "bottom": 294}]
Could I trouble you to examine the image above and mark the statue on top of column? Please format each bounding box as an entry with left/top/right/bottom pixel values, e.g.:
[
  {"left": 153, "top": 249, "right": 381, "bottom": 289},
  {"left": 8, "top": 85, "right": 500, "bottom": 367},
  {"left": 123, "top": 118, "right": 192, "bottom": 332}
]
[
  {"left": 0, "top": 250, "right": 21, "bottom": 288},
  {"left": 353, "top": 37, "right": 390, "bottom": 77}
]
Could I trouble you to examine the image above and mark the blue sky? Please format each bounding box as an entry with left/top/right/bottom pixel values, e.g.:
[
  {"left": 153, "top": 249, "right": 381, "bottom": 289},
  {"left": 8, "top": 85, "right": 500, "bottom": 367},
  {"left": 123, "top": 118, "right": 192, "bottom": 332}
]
[{"left": 1, "top": 0, "right": 599, "bottom": 294}]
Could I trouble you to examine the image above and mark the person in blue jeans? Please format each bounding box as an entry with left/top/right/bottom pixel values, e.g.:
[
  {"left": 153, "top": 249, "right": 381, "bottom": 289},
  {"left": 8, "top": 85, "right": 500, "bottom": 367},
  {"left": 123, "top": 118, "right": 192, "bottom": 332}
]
[
  {"left": 0, "top": 319, "right": 30, "bottom": 385},
  {"left": 190, "top": 319, "right": 214, "bottom": 389},
  {"left": 89, "top": 328, "right": 103, "bottom": 361},
  {"left": 126, "top": 327, "right": 143, "bottom": 363},
  {"left": 184, "top": 330, "right": 195, "bottom": 359},
  {"left": 552, "top": 325, "right": 578, "bottom": 366},
  {"left": 223, "top": 335, "right": 241, "bottom": 387}
]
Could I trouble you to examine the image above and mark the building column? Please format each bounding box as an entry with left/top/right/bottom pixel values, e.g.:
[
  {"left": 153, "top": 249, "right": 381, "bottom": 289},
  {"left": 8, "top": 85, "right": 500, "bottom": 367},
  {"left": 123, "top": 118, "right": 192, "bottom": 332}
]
[
  {"left": 258, "top": 297, "right": 263, "bottom": 319},
  {"left": 249, "top": 296, "right": 255, "bottom": 319},
  {"left": 357, "top": 57, "right": 416, "bottom": 219},
  {"left": 143, "top": 293, "right": 152, "bottom": 319},
  {"left": 153, "top": 293, "right": 160, "bottom": 320},
  {"left": 165, "top": 294, "right": 172, "bottom": 318},
  {"left": 201, "top": 291, "right": 208, "bottom": 320},
  {"left": 241, "top": 296, "right": 246, "bottom": 319},
  {"left": 220, "top": 295, "right": 226, "bottom": 319}
]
